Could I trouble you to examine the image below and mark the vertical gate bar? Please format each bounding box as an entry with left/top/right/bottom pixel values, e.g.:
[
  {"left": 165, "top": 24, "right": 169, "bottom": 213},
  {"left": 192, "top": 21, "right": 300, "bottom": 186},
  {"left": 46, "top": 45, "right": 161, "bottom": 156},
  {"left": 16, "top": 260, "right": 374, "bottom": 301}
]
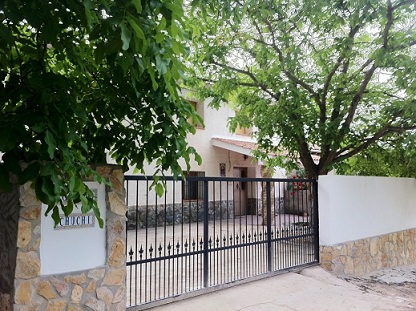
[
  {"left": 145, "top": 179, "right": 149, "bottom": 302},
  {"left": 158, "top": 247, "right": 162, "bottom": 299},
  {"left": 185, "top": 243, "right": 188, "bottom": 292},
  {"left": 180, "top": 179, "right": 184, "bottom": 295},
  {"left": 219, "top": 180, "right": 223, "bottom": 284},
  {"left": 125, "top": 179, "right": 130, "bottom": 305},
  {"left": 226, "top": 180, "right": 230, "bottom": 283},
  {"left": 203, "top": 179, "right": 209, "bottom": 288},
  {"left": 266, "top": 180, "right": 272, "bottom": 273},
  {"left": 154, "top": 190, "right": 158, "bottom": 300},
  {"left": 125, "top": 178, "right": 129, "bottom": 255},
  {"left": 171, "top": 180, "right": 176, "bottom": 297},
  {"left": 163, "top": 182, "right": 167, "bottom": 299},
  {"left": 134, "top": 180, "right": 139, "bottom": 304},
  {"left": 196, "top": 182, "right": 200, "bottom": 289},
  {"left": 212, "top": 181, "right": 217, "bottom": 285},
  {"left": 187, "top": 200, "right": 192, "bottom": 291},
  {"left": 312, "top": 178, "right": 319, "bottom": 262}
]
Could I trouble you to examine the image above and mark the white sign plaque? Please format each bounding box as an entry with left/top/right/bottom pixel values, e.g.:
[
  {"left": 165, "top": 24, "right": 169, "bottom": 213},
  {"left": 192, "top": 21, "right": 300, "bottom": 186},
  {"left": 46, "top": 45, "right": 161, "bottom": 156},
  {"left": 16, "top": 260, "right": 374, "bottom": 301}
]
[
  {"left": 55, "top": 213, "right": 95, "bottom": 230},
  {"left": 40, "top": 182, "right": 106, "bottom": 275}
]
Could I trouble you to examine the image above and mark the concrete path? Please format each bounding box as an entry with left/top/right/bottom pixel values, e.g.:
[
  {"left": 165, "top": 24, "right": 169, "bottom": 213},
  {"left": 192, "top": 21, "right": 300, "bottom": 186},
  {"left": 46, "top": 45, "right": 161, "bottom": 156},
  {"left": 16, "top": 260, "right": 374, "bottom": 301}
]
[{"left": 148, "top": 266, "right": 415, "bottom": 311}]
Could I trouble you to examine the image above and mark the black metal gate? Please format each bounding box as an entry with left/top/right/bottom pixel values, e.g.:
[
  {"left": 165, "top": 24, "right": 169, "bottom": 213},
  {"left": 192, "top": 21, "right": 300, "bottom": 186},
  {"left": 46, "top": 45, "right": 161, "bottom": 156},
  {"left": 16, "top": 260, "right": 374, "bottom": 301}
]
[{"left": 125, "top": 175, "right": 319, "bottom": 309}]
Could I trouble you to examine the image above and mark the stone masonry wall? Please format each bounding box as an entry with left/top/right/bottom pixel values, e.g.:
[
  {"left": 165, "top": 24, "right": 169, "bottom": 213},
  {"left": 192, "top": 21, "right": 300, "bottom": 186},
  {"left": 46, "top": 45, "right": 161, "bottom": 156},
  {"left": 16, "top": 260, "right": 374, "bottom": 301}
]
[
  {"left": 13, "top": 165, "right": 127, "bottom": 311},
  {"left": 127, "top": 200, "right": 234, "bottom": 230},
  {"left": 320, "top": 228, "right": 416, "bottom": 277}
]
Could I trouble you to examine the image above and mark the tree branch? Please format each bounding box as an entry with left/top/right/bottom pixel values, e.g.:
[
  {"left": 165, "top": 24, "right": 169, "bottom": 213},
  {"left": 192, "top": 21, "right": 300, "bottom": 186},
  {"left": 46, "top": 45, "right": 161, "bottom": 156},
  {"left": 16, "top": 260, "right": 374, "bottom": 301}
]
[
  {"left": 210, "top": 60, "right": 281, "bottom": 101},
  {"left": 338, "top": 1, "right": 398, "bottom": 141},
  {"left": 297, "top": 137, "right": 318, "bottom": 177},
  {"left": 392, "top": 0, "right": 416, "bottom": 11},
  {"left": 335, "top": 124, "right": 416, "bottom": 162},
  {"left": 326, "top": 25, "right": 361, "bottom": 124},
  {"left": 252, "top": 18, "right": 267, "bottom": 44},
  {"left": 393, "top": 40, "right": 416, "bottom": 50},
  {"left": 348, "top": 0, "right": 412, "bottom": 83},
  {"left": 383, "top": 0, "right": 394, "bottom": 48},
  {"left": 348, "top": 57, "right": 376, "bottom": 85},
  {"left": 340, "top": 64, "right": 377, "bottom": 133},
  {"left": 262, "top": 18, "right": 322, "bottom": 107}
]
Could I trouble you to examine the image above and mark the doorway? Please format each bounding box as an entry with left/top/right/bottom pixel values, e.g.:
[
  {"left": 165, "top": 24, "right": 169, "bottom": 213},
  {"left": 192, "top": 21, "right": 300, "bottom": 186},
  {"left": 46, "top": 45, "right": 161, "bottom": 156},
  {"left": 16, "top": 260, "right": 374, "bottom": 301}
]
[{"left": 233, "top": 167, "right": 247, "bottom": 216}]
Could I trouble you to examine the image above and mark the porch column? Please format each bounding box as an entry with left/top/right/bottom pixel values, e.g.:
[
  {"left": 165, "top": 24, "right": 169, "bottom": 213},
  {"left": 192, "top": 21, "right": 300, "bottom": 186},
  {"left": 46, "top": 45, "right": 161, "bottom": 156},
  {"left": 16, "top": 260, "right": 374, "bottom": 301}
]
[{"left": 261, "top": 166, "right": 275, "bottom": 225}]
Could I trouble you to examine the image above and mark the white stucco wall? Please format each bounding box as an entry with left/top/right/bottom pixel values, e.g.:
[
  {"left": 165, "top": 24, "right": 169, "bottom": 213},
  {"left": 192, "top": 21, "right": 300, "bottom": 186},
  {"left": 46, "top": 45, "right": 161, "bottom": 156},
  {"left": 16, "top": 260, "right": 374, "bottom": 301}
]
[
  {"left": 319, "top": 175, "right": 416, "bottom": 246},
  {"left": 40, "top": 182, "right": 106, "bottom": 275}
]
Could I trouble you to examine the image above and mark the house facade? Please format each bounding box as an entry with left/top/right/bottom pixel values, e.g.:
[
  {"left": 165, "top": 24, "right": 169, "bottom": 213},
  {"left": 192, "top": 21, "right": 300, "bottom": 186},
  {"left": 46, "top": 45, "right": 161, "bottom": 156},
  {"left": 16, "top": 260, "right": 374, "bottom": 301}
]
[
  {"left": 123, "top": 92, "right": 290, "bottom": 216},
  {"left": 125, "top": 92, "right": 286, "bottom": 180}
]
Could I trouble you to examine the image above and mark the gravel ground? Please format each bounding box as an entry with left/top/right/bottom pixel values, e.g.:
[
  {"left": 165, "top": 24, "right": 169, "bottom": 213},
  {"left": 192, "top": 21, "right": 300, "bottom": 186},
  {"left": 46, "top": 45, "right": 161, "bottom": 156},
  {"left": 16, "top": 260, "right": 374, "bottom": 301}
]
[{"left": 343, "top": 265, "right": 416, "bottom": 310}]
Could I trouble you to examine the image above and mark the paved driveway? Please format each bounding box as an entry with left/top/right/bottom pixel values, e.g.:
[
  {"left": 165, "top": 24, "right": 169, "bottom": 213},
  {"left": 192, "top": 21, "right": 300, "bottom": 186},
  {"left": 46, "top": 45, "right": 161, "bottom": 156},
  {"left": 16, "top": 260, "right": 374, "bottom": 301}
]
[{"left": 147, "top": 265, "right": 416, "bottom": 311}]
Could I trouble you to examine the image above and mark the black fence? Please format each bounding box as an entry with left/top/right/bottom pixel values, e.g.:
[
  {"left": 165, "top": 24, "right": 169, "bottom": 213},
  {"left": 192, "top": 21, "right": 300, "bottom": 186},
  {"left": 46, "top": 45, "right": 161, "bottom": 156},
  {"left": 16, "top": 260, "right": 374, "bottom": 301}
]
[{"left": 125, "top": 175, "right": 319, "bottom": 309}]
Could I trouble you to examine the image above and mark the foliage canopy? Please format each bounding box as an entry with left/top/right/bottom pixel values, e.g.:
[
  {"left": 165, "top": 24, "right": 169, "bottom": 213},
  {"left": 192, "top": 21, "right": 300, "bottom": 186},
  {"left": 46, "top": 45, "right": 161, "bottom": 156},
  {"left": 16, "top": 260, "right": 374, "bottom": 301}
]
[
  {"left": 336, "top": 132, "right": 416, "bottom": 177},
  {"left": 187, "top": 0, "right": 416, "bottom": 178},
  {"left": 0, "top": 0, "right": 201, "bottom": 226}
]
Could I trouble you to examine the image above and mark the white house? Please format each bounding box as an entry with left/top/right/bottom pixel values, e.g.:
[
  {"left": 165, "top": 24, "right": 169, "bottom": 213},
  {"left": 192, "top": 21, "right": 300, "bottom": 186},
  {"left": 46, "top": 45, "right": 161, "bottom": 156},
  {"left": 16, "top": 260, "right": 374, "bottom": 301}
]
[
  {"left": 122, "top": 92, "right": 290, "bottom": 215},
  {"left": 125, "top": 92, "right": 286, "bottom": 180}
]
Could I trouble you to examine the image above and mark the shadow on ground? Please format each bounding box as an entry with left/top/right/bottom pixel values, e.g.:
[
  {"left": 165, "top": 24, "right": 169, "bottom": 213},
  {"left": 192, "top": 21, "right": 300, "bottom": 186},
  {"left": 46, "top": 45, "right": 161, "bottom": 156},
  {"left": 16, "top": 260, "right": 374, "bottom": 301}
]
[{"left": 344, "top": 265, "right": 416, "bottom": 310}]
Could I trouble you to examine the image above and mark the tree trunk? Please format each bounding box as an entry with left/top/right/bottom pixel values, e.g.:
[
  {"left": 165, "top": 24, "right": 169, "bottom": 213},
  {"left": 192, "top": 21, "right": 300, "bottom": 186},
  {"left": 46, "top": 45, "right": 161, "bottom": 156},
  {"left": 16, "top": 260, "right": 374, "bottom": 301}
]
[
  {"left": 0, "top": 180, "right": 19, "bottom": 311},
  {"left": 303, "top": 163, "right": 319, "bottom": 179},
  {"left": 301, "top": 156, "right": 330, "bottom": 179}
]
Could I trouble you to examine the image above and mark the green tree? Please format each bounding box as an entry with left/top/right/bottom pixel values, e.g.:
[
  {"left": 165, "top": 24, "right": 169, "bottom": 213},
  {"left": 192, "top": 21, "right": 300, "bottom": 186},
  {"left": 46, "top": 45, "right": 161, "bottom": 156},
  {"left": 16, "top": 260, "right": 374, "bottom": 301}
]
[
  {"left": 336, "top": 132, "right": 416, "bottom": 177},
  {"left": 0, "top": 0, "right": 201, "bottom": 226},
  {"left": 187, "top": 0, "right": 416, "bottom": 178}
]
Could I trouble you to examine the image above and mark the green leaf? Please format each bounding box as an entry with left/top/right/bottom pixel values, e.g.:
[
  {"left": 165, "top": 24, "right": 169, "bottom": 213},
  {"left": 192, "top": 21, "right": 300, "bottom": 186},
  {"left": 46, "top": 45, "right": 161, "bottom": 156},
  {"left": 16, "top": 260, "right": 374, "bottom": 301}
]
[
  {"left": 62, "top": 199, "right": 74, "bottom": 216},
  {"left": 19, "top": 162, "right": 41, "bottom": 184},
  {"left": 0, "top": 24, "right": 15, "bottom": 45},
  {"left": 41, "top": 177, "right": 57, "bottom": 203},
  {"left": 155, "top": 54, "right": 168, "bottom": 75},
  {"left": 50, "top": 170, "right": 61, "bottom": 189},
  {"left": 131, "top": 0, "right": 143, "bottom": 13},
  {"left": 171, "top": 40, "right": 182, "bottom": 54},
  {"left": 0, "top": 128, "right": 17, "bottom": 152},
  {"left": 165, "top": 2, "right": 184, "bottom": 16},
  {"left": 78, "top": 180, "right": 86, "bottom": 195},
  {"left": 120, "top": 23, "right": 132, "bottom": 51},
  {"left": 157, "top": 17, "right": 167, "bottom": 33},
  {"left": 105, "top": 36, "right": 122, "bottom": 54},
  {"left": 80, "top": 194, "right": 89, "bottom": 213},
  {"left": 69, "top": 176, "right": 79, "bottom": 193},
  {"left": 35, "top": 178, "right": 52, "bottom": 205},
  {"left": 94, "top": 43, "right": 106, "bottom": 65},
  {"left": 40, "top": 162, "right": 54, "bottom": 177},
  {"left": 92, "top": 203, "right": 104, "bottom": 228},
  {"left": 194, "top": 153, "right": 202, "bottom": 165},
  {"left": 155, "top": 33, "right": 164, "bottom": 44},
  {"left": 51, "top": 206, "right": 60, "bottom": 227},
  {"left": 155, "top": 182, "right": 164, "bottom": 197},
  {"left": 147, "top": 66, "right": 159, "bottom": 90},
  {"left": 126, "top": 14, "right": 146, "bottom": 41},
  {"left": 45, "top": 130, "right": 56, "bottom": 159},
  {"left": 31, "top": 123, "right": 47, "bottom": 133}
]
